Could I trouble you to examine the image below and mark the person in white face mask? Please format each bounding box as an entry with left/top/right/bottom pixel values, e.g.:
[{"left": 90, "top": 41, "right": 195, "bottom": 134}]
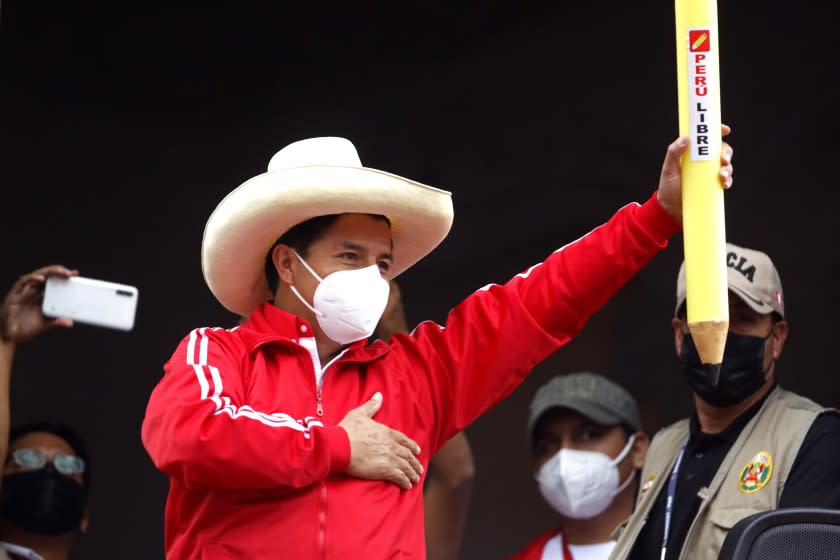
[{"left": 510, "top": 372, "right": 649, "bottom": 560}]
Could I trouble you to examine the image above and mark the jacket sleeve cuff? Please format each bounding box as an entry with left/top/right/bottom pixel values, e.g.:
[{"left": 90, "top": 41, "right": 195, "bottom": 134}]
[
  {"left": 324, "top": 426, "right": 351, "bottom": 473},
  {"left": 640, "top": 190, "right": 683, "bottom": 241}
]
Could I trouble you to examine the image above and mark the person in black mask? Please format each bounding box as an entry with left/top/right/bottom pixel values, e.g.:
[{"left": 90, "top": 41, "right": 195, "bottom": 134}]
[
  {"left": 0, "top": 265, "right": 88, "bottom": 560},
  {"left": 0, "top": 423, "right": 89, "bottom": 560},
  {"left": 609, "top": 242, "right": 840, "bottom": 560}
]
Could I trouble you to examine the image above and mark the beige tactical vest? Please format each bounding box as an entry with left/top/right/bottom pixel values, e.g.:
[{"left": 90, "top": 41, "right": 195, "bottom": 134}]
[{"left": 609, "top": 388, "right": 830, "bottom": 560}]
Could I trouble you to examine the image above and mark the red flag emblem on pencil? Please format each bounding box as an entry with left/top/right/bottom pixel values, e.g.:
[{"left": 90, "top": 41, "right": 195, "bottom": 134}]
[{"left": 689, "top": 30, "right": 711, "bottom": 52}]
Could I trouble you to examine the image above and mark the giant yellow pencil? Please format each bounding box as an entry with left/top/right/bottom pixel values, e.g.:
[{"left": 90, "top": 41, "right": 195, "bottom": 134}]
[{"left": 676, "top": 0, "right": 728, "bottom": 381}]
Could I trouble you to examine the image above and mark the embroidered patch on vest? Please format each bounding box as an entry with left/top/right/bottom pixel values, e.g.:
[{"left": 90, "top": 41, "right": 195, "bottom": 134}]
[{"left": 738, "top": 451, "right": 774, "bottom": 494}]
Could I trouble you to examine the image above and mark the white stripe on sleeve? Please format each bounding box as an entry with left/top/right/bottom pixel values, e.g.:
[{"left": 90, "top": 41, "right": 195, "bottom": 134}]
[{"left": 187, "top": 328, "right": 323, "bottom": 437}]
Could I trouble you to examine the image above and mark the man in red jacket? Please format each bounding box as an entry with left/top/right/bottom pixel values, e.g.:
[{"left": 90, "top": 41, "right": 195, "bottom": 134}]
[{"left": 142, "top": 133, "right": 733, "bottom": 559}]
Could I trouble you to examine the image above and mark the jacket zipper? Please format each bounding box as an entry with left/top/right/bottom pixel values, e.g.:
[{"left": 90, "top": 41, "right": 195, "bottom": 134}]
[
  {"left": 315, "top": 373, "right": 327, "bottom": 560},
  {"left": 318, "top": 482, "right": 328, "bottom": 560},
  {"left": 316, "top": 383, "right": 324, "bottom": 417},
  {"left": 300, "top": 337, "right": 347, "bottom": 560},
  {"left": 306, "top": 344, "right": 327, "bottom": 559}
]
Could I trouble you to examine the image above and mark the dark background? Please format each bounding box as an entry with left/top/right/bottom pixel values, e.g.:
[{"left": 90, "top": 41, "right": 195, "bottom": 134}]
[{"left": 1, "top": 2, "right": 837, "bottom": 558}]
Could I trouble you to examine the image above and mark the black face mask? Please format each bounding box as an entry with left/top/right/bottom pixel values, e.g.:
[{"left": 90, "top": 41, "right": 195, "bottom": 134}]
[
  {"left": 679, "top": 330, "right": 772, "bottom": 407},
  {"left": 0, "top": 465, "right": 87, "bottom": 535}
]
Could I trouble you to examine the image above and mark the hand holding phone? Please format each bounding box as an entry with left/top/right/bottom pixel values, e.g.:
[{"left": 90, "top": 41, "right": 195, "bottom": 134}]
[
  {"left": 42, "top": 275, "right": 139, "bottom": 332},
  {"left": 1, "top": 265, "right": 78, "bottom": 343}
]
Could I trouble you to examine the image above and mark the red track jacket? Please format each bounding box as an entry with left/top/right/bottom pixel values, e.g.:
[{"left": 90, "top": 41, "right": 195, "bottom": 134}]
[
  {"left": 141, "top": 193, "right": 679, "bottom": 559},
  {"left": 508, "top": 526, "right": 563, "bottom": 560}
]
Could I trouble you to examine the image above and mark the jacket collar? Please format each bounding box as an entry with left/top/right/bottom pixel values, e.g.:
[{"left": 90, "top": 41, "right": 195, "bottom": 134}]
[{"left": 238, "top": 302, "right": 390, "bottom": 362}]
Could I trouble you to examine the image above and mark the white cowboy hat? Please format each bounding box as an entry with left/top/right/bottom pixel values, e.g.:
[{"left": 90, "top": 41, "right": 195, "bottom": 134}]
[{"left": 202, "top": 137, "right": 454, "bottom": 316}]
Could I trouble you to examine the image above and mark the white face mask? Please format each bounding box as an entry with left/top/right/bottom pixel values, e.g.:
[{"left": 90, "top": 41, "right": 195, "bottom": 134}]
[
  {"left": 288, "top": 249, "right": 390, "bottom": 345},
  {"left": 536, "top": 434, "right": 636, "bottom": 519}
]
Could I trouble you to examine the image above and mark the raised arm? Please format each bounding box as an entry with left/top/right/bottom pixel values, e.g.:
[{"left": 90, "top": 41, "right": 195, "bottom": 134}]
[
  {"left": 395, "top": 134, "right": 734, "bottom": 450},
  {"left": 0, "top": 339, "right": 11, "bottom": 475},
  {"left": 0, "top": 265, "right": 78, "bottom": 477}
]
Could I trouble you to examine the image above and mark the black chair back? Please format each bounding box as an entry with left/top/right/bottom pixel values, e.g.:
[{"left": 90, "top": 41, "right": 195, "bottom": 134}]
[{"left": 718, "top": 508, "right": 840, "bottom": 560}]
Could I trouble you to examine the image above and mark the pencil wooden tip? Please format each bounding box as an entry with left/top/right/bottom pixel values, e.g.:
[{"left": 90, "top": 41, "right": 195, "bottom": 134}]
[{"left": 688, "top": 319, "right": 728, "bottom": 365}]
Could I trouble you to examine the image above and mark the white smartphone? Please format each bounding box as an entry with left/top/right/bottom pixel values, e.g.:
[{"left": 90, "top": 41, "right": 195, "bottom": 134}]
[{"left": 42, "top": 276, "right": 139, "bottom": 332}]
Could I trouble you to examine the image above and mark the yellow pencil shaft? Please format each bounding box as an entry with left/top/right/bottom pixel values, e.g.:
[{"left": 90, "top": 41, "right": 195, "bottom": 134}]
[{"left": 676, "top": 0, "right": 728, "bottom": 327}]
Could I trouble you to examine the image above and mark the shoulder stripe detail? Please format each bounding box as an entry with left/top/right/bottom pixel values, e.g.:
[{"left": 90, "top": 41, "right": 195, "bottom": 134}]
[{"left": 186, "top": 328, "right": 324, "bottom": 437}]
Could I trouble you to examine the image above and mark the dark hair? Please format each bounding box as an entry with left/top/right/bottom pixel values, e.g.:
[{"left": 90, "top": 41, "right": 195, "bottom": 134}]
[
  {"left": 264, "top": 213, "right": 391, "bottom": 295},
  {"left": 8, "top": 421, "right": 91, "bottom": 488}
]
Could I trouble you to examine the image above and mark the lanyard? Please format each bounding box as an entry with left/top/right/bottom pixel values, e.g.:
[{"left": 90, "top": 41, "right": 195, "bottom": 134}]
[
  {"left": 559, "top": 531, "right": 574, "bottom": 560},
  {"left": 660, "top": 438, "right": 689, "bottom": 560},
  {"left": 545, "top": 530, "right": 575, "bottom": 560}
]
